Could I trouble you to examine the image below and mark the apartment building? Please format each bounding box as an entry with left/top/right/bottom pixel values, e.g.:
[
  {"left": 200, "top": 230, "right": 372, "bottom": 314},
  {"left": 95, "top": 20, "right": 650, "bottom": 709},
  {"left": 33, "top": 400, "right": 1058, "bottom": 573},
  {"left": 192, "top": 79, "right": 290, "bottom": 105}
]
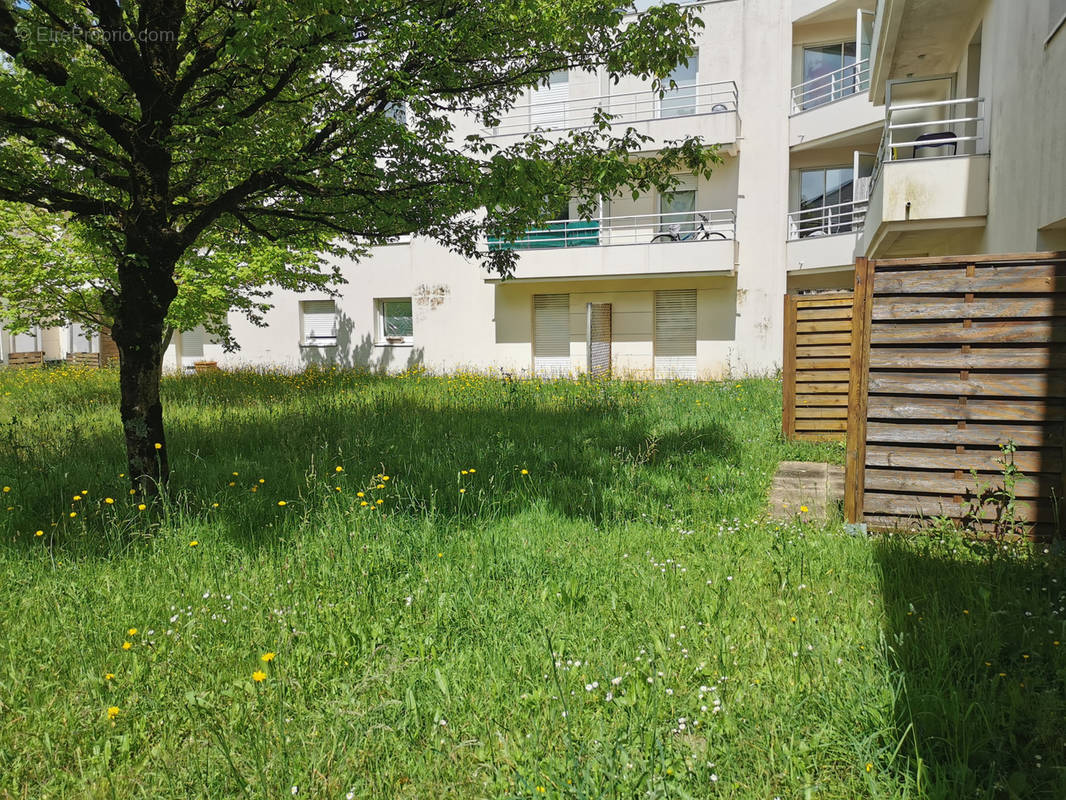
[{"left": 6, "top": 0, "right": 1066, "bottom": 376}]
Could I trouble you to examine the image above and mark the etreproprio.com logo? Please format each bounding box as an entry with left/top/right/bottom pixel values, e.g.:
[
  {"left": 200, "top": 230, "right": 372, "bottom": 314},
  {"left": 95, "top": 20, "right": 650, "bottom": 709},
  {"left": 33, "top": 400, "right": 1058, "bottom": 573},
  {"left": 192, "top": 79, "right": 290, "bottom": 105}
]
[{"left": 14, "top": 24, "right": 176, "bottom": 44}]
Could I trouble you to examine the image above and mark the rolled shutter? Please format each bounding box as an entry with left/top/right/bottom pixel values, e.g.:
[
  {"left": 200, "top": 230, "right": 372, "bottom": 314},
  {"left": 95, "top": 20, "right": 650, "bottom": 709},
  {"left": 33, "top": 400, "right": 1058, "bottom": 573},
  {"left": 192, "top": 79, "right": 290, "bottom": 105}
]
[
  {"left": 180, "top": 327, "right": 206, "bottom": 365},
  {"left": 654, "top": 289, "right": 697, "bottom": 379},
  {"left": 530, "top": 70, "right": 569, "bottom": 129},
  {"left": 302, "top": 301, "right": 337, "bottom": 344},
  {"left": 534, "top": 293, "right": 571, "bottom": 377}
]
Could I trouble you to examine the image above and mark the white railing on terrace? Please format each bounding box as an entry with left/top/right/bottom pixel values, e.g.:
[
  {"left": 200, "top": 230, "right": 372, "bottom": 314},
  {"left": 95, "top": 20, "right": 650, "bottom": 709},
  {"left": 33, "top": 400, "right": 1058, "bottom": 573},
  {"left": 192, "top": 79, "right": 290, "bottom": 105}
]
[
  {"left": 488, "top": 81, "right": 738, "bottom": 137},
  {"left": 486, "top": 209, "right": 735, "bottom": 250},
  {"left": 787, "top": 198, "right": 868, "bottom": 240},
  {"left": 790, "top": 59, "right": 870, "bottom": 114},
  {"left": 872, "top": 96, "right": 985, "bottom": 186}
]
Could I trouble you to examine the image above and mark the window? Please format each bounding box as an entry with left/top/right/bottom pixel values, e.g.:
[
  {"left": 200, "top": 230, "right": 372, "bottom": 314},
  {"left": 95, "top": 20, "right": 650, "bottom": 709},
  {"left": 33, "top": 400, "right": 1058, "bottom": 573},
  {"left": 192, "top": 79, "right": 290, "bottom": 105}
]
[
  {"left": 654, "top": 290, "right": 696, "bottom": 380},
  {"left": 378, "top": 298, "right": 413, "bottom": 345},
  {"left": 301, "top": 300, "right": 337, "bottom": 346},
  {"left": 800, "top": 41, "right": 857, "bottom": 109},
  {"left": 533, "top": 294, "right": 570, "bottom": 377},
  {"left": 659, "top": 182, "right": 696, "bottom": 233},
  {"left": 660, "top": 52, "right": 698, "bottom": 118},
  {"left": 797, "top": 166, "right": 855, "bottom": 237},
  {"left": 530, "top": 70, "right": 569, "bottom": 129}
]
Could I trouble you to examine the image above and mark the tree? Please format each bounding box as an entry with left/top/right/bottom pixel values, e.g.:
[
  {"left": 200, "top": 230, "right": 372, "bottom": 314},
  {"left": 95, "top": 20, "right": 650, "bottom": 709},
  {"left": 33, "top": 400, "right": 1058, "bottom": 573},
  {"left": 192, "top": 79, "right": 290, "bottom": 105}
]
[{"left": 0, "top": 0, "right": 719, "bottom": 491}]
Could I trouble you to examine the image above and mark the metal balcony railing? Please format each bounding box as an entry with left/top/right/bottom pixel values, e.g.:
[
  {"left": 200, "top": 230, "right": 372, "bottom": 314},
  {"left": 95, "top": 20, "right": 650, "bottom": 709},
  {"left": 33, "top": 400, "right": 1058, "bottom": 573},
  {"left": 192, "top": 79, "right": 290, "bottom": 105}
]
[
  {"left": 790, "top": 59, "right": 870, "bottom": 114},
  {"left": 786, "top": 198, "right": 869, "bottom": 240},
  {"left": 871, "top": 96, "right": 985, "bottom": 186},
  {"left": 488, "top": 81, "right": 738, "bottom": 137},
  {"left": 487, "top": 209, "right": 736, "bottom": 250}
]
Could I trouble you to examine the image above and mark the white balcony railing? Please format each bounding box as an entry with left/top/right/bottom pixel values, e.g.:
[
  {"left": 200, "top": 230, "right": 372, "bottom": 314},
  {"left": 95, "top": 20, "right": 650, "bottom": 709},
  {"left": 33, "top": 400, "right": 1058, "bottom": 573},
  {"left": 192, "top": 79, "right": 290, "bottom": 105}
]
[
  {"left": 790, "top": 59, "right": 870, "bottom": 114},
  {"left": 871, "top": 96, "right": 985, "bottom": 186},
  {"left": 489, "top": 81, "right": 738, "bottom": 137},
  {"left": 487, "top": 209, "right": 736, "bottom": 251},
  {"left": 786, "top": 198, "right": 868, "bottom": 240}
]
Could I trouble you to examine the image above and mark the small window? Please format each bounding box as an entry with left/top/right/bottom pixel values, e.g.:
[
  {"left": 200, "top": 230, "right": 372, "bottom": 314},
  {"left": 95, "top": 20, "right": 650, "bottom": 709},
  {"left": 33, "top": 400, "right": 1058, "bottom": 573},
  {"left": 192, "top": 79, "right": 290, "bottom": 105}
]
[
  {"left": 659, "top": 183, "right": 696, "bottom": 233},
  {"left": 301, "top": 300, "right": 337, "bottom": 346},
  {"left": 378, "top": 298, "right": 413, "bottom": 345},
  {"left": 660, "top": 51, "right": 698, "bottom": 118}
]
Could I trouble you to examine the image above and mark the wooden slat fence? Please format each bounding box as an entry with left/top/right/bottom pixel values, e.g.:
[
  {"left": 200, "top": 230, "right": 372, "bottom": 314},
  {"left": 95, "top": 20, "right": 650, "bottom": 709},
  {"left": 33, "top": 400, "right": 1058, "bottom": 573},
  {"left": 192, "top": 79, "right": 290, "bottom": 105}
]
[
  {"left": 66, "top": 352, "right": 101, "bottom": 367},
  {"left": 782, "top": 290, "right": 854, "bottom": 442},
  {"left": 845, "top": 252, "right": 1066, "bottom": 538},
  {"left": 7, "top": 351, "right": 44, "bottom": 368}
]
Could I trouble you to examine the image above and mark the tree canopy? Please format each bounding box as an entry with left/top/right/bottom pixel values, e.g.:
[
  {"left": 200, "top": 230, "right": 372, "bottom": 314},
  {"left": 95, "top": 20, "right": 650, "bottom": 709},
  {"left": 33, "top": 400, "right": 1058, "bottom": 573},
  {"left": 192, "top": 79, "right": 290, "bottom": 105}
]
[{"left": 0, "top": 0, "right": 719, "bottom": 486}]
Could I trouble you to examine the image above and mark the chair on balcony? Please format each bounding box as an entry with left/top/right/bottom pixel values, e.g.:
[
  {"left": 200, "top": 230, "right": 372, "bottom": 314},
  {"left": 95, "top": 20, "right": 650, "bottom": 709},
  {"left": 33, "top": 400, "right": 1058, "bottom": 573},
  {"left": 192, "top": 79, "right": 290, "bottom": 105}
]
[{"left": 911, "top": 131, "right": 958, "bottom": 158}]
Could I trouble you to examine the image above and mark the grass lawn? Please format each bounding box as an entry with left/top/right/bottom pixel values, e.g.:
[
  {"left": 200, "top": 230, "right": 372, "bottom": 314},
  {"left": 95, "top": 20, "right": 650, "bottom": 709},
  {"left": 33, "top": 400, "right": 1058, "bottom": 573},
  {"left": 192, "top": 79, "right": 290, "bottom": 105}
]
[{"left": 0, "top": 367, "right": 1063, "bottom": 799}]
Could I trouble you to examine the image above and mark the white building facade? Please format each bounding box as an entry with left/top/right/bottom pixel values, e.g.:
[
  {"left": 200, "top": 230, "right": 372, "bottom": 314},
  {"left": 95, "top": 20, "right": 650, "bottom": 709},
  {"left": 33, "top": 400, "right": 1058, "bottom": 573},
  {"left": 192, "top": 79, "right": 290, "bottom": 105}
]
[{"left": 7, "top": 0, "right": 1066, "bottom": 377}]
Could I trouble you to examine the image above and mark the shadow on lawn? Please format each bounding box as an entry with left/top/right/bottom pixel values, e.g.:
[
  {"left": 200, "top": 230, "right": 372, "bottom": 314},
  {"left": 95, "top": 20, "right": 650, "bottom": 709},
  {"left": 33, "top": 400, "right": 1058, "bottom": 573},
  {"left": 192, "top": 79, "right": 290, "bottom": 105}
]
[
  {"left": 3, "top": 390, "right": 742, "bottom": 553},
  {"left": 876, "top": 538, "right": 1066, "bottom": 799}
]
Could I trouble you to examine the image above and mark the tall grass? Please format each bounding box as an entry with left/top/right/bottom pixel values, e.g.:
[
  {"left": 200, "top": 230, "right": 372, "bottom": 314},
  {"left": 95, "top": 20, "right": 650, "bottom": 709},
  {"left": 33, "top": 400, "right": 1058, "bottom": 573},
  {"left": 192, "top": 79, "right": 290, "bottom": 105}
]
[{"left": 0, "top": 366, "right": 1060, "bottom": 799}]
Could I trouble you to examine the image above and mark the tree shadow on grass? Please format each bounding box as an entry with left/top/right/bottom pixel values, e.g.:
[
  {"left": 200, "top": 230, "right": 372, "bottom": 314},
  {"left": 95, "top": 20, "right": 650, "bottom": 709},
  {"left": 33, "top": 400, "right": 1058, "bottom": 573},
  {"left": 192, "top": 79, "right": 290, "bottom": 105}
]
[
  {"left": 875, "top": 537, "right": 1066, "bottom": 799},
  {"left": 3, "top": 387, "right": 743, "bottom": 556}
]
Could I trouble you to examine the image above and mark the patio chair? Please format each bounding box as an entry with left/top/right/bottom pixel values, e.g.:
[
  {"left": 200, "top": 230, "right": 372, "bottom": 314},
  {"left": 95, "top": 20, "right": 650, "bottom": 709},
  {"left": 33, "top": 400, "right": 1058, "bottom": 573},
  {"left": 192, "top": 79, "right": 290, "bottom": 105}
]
[{"left": 911, "top": 131, "right": 958, "bottom": 158}]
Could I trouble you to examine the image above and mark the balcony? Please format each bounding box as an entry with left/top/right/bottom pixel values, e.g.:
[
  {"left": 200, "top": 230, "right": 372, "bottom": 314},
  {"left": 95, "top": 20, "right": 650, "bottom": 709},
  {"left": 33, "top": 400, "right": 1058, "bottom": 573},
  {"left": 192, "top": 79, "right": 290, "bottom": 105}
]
[
  {"left": 860, "top": 96, "right": 989, "bottom": 256},
  {"left": 487, "top": 81, "right": 739, "bottom": 152},
  {"left": 484, "top": 209, "right": 737, "bottom": 282},
  {"left": 789, "top": 59, "right": 883, "bottom": 148},
  {"left": 786, "top": 198, "right": 867, "bottom": 271}
]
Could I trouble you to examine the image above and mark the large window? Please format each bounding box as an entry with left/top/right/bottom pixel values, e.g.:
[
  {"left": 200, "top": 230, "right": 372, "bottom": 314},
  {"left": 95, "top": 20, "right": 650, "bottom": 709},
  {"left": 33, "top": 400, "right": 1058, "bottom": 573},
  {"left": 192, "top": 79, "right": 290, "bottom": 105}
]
[
  {"left": 659, "top": 185, "right": 696, "bottom": 233},
  {"left": 659, "top": 52, "right": 698, "bottom": 118},
  {"left": 800, "top": 42, "right": 857, "bottom": 110},
  {"left": 798, "top": 166, "right": 855, "bottom": 237},
  {"left": 301, "top": 300, "right": 337, "bottom": 347},
  {"left": 378, "top": 298, "right": 413, "bottom": 345},
  {"left": 530, "top": 70, "right": 569, "bottom": 128}
]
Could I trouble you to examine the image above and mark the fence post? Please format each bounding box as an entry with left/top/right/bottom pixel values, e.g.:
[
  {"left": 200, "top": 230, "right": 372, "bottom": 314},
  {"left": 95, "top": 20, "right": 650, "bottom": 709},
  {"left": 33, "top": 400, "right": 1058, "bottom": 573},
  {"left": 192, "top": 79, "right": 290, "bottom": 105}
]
[
  {"left": 845, "top": 257, "right": 874, "bottom": 524},
  {"left": 782, "top": 293, "right": 797, "bottom": 440}
]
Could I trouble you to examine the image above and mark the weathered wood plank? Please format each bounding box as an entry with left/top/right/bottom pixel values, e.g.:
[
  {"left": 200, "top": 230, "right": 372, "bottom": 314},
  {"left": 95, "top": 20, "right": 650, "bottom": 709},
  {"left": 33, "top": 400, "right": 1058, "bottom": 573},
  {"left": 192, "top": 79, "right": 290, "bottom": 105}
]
[
  {"left": 796, "top": 395, "right": 849, "bottom": 408},
  {"left": 871, "top": 251, "right": 1066, "bottom": 267},
  {"left": 865, "top": 445, "right": 1061, "bottom": 472},
  {"left": 845, "top": 258, "right": 872, "bottom": 524},
  {"left": 863, "top": 492, "right": 1051, "bottom": 523},
  {"left": 796, "top": 345, "right": 852, "bottom": 358},
  {"left": 862, "top": 514, "right": 1055, "bottom": 539},
  {"left": 796, "top": 307, "right": 853, "bottom": 321},
  {"left": 795, "top": 418, "right": 849, "bottom": 431},
  {"left": 864, "top": 468, "right": 1046, "bottom": 498},
  {"left": 871, "top": 319, "right": 1066, "bottom": 344},
  {"left": 869, "top": 346, "right": 1062, "bottom": 369},
  {"left": 872, "top": 297, "right": 1065, "bottom": 321},
  {"left": 795, "top": 296, "right": 853, "bottom": 309},
  {"left": 867, "top": 395, "right": 1065, "bottom": 422},
  {"left": 782, "top": 294, "right": 797, "bottom": 440},
  {"left": 797, "top": 332, "right": 852, "bottom": 345},
  {"left": 796, "top": 370, "right": 851, "bottom": 382},
  {"left": 796, "top": 319, "right": 853, "bottom": 333},
  {"left": 867, "top": 372, "right": 1066, "bottom": 398},
  {"left": 794, "top": 431, "right": 850, "bottom": 443},
  {"left": 795, "top": 406, "right": 849, "bottom": 419},
  {"left": 796, "top": 357, "right": 851, "bottom": 370},
  {"left": 865, "top": 421, "right": 1064, "bottom": 447},
  {"left": 874, "top": 263, "right": 1066, "bottom": 294}
]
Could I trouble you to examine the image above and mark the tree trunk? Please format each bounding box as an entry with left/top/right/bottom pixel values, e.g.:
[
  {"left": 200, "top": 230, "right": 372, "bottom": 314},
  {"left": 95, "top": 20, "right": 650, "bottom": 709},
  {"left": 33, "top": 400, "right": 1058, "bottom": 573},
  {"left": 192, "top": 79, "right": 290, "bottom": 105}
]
[{"left": 106, "top": 254, "right": 179, "bottom": 494}]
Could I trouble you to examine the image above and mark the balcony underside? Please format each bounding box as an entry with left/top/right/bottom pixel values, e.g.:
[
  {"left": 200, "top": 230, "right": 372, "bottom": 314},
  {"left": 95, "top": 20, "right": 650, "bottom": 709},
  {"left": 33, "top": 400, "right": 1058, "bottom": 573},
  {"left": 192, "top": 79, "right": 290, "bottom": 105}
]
[
  {"left": 790, "top": 96, "right": 883, "bottom": 150},
  {"left": 484, "top": 239, "right": 737, "bottom": 283},
  {"left": 787, "top": 231, "right": 861, "bottom": 272}
]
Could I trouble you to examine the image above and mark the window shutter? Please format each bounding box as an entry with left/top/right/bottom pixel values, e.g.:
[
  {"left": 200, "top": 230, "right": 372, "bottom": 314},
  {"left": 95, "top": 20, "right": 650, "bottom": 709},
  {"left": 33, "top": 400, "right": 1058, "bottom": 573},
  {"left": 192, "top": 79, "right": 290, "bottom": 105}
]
[
  {"left": 534, "top": 293, "right": 571, "bottom": 377},
  {"left": 302, "top": 301, "right": 337, "bottom": 344},
  {"left": 530, "top": 71, "right": 569, "bottom": 128},
  {"left": 654, "top": 290, "right": 697, "bottom": 379},
  {"left": 180, "top": 327, "right": 206, "bottom": 365}
]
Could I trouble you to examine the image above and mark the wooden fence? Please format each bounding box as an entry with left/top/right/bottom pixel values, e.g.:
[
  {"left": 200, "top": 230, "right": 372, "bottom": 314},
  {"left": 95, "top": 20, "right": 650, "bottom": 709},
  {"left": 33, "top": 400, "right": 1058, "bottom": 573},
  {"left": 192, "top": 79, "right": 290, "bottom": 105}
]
[
  {"left": 845, "top": 253, "right": 1066, "bottom": 538},
  {"left": 782, "top": 290, "right": 854, "bottom": 442},
  {"left": 7, "top": 351, "right": 44, "bottom": 368}
]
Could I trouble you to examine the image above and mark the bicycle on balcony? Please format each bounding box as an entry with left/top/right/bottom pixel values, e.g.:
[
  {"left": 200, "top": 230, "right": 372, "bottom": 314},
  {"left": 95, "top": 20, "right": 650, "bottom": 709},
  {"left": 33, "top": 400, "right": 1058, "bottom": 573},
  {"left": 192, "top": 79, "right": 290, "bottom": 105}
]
[{"left": 650, "top": 213, "right": 726, "bottom": 243}]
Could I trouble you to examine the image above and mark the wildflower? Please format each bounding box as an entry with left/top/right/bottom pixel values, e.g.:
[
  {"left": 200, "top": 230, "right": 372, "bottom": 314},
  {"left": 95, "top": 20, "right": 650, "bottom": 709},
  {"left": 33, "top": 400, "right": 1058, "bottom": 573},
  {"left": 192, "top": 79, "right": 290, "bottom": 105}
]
[
  {"left": 154, "top": 443, "right": 162, "bottom": 450},
  {"left": 228, "top": 482, "right": 235, "bottom": 487},
  {"left": 335, "top": 487, "right": 342, "bottom": 492},
  {"left": 335, "top": 466, "right": 344, "bottom": 473},
  {"left": 105, "top": 673, "right": 114, "bottom": 680},
  {"left": 128, "top": 628, "right": 137, "bottom": 636},
  {"left": 800, "top": 505, "right": 808, "bottom": 513},
  {"left": 1, "top": 486, "right": 8, "bottom": 493},
  {"left": 129, "top": 489, "right": 136, "bottom": 495},
  {"left": 258, "top": 479, "right": 265, "bottom": 484},
  {"left": 468, "top": 469, "right": 475, "bottom": 474},
  {"left": 189, "top": 540, "right": 199, "bottom": 547},
  {"left": 520, "top": 469, "right": 529, "bottom": 475},
  {"left": 122, "top": 642, "right": 132, "bottom": 650},
  {"left": 865, "top": 763, "right": 873, "bottom": 773},
  {"left": 252, "top": 670, "right": 267, "bottom": 682},
  {"left": 438, "top": 552, "right": 443, "bottom": 558},
  {"left": 69, "top": 512, "right": 77, "bottom": 518},
  {"left": 211, "top": 502, "right": 219, "bottom": 508},
  {"left": 107, "top": 706, "right": 120, "bottom": 720},
  {"left": 105, "top": 497, "right": 114, "bottom": 505},
  {"left": 138, "top": 504, "right": 147, "bottom": 511},
  {"left": 35, "top": 530, "right": 44, "bottom": 537},
  {"left": 381, "top": 475, "right": 390, "bottom": 481},
  {"left": 376, "top": 498, "right": 383, "bottom": 504},
  {"left": 232, "top": 472, "right": 239, "bottom": 477},
  {"left": 277, "top": 501, "right": 287, "bottom": 507},
  {"left": 459, "top": 488, "right": 465, "bottom": 494},
  {"left": 360, "top": 501, "right": 368, "bottom": 507},
  {"left": 356, "top": 491, "right": 365, "bottom": 498}
]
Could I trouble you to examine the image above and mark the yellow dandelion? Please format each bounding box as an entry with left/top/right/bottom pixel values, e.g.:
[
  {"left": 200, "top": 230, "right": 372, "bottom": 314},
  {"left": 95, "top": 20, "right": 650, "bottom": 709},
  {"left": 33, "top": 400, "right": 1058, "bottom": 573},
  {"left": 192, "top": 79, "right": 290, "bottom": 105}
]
[
  {"left": 258, "top": 479, "right": 265, "bottom": 484},
  {"left": 520, "top": 469, "right": 529, "bottom": 475},
  {"left": 129, "top": 489, "right": 137, "bottom": 495},
  {"left": 800, "top": 505, "right": 809, "bottom": 513},
  {"left": 277, "top": 500, "right": 287, "bottom": 507},
  {"left": 232, "top": 472, "right": 239, "bottom": 476},
  {"left": 105, "top": 497, "right": 114, "bottom": 505},
  {"left": 128, "top": 628, "right": 137, "bottom": 636},
  {"left": 189, "top": 540, "right": 199, "bottom": 547},
  {"left": 376, "top": 498, "right": 383, "bottom": 504},
  {"left": 105, "top": 673, "right": 114, "bottom": 680},
  {"left": 360, "top": 501, "right": 368, "bottom": 507},
  {"left": 261, "top": 652, "right": 276, "bottom": 663},
  {"left": 335, "top": 487, "right": 342, "bottom": 492},
  {"left": 459, "top": 488, "right": 465, "bottom": 494},
  {"left": 35, "top": 530, "right": 44, "bottom": 537},
  {"left": 69, "top": 511, "right": 77, "bottom": 518},
  {"left": 122, "top": 642, "right": 132, "bottom": 650},
  {"left": 154, "top": 443, "right": 162, "bottom": 450},
  {"left": 335, "top": 466, "right": 343, "bottom": 473},
  {"left": 73, "top": 495, "right": 82, "bottom": 501},
  {"left": 211, "top": 502, "right": 219, "bottom": 508},
  {"left": 865, "top": 763, "right": 873, "bottom": 773},
  {"left": 437, "top": 552, "right": 443, "bottom": 558},
  {"left": 461, "top": 470, "right": 468, "bottom": 476},
  {"left": 1, "top": 486, "right": 9, "bottom": 493},
  {"left": 138, "top": 503, "right": 147, "bottom": 511},
  {"left": 382, "top": 475, "right": 390, "bottom": 481},
  {"left": 252, "top": 670, "right": 267, "bottom": 683},
  {"left": 228, "top": 481, "right": 236, "bottom": 487},
  {"left": 107, "top": 706, "right": 120, "bottom": 720}
]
